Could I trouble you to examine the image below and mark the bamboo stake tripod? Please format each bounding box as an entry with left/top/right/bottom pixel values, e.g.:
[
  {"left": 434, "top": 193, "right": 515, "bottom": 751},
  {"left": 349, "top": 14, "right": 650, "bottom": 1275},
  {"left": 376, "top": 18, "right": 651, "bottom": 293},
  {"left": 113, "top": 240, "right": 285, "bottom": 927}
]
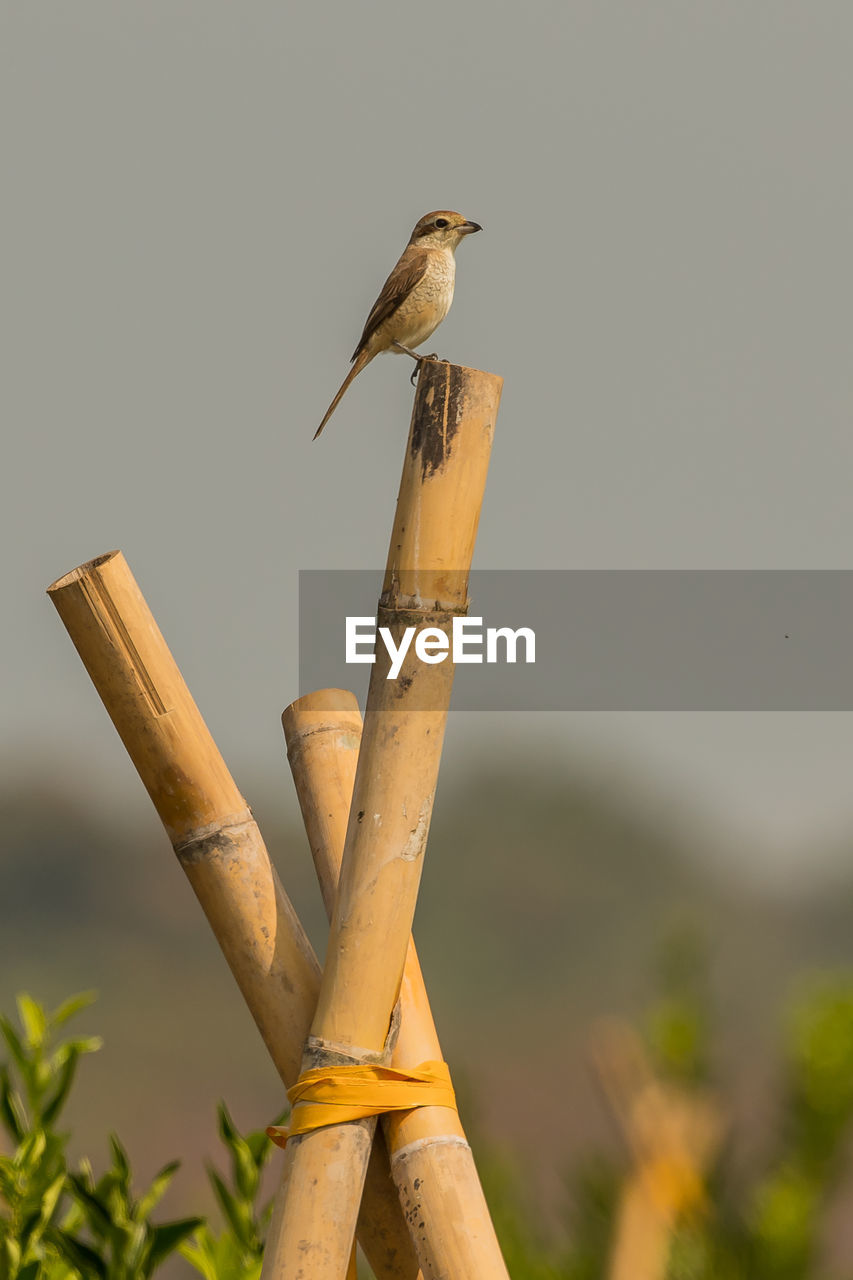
[{"left": 48, "top": 358, "right": 508, "bottom": 1279}]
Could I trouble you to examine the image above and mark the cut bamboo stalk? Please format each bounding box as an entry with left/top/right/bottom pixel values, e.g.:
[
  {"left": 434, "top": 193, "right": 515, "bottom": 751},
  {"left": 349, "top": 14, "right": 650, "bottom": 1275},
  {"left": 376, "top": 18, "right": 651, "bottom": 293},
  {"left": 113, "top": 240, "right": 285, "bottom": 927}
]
[
  {"left": 46, "top": 551, "right": 421, "bottom": 1280},
  {"left": 282, "top": 689, "right": 510, "bottom": 1278},
  {"left": 608, "top": 1179, "right": 672, "bottom": 1280},
  {"left": 593, "top": 1021, "right": 723, "bottom": 1280},
  {"left": 263, "top": 360, "right": 502, "bottom": 1279}
]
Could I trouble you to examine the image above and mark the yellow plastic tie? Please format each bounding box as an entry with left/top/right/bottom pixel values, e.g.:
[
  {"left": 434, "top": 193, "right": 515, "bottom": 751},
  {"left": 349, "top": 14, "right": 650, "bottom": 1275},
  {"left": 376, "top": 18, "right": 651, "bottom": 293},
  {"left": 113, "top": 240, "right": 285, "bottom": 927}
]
[
  {"left": 266, "top": 1059, "right": 456, "bottom": 1147},
  {"left": 641, "top": 1154, "right": 706, "bottom": 1219}
]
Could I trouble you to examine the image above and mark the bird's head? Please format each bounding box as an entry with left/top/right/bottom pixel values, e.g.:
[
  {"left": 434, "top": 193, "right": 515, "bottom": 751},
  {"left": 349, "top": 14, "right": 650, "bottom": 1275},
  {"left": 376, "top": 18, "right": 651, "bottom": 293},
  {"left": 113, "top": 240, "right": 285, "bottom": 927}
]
[{"left": 408, "top": 210, "right": 482, "bottom": 250}]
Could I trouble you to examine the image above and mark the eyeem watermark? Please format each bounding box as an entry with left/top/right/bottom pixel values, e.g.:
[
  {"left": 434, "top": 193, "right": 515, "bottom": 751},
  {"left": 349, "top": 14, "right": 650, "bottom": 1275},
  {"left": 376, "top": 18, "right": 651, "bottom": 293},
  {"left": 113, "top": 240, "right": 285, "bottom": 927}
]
[
  {"left": 346, "top": 616, "right": 536, "bottom": 679},
  {"left": 300, "top": 569, "right": 853, "bottom": 710}
]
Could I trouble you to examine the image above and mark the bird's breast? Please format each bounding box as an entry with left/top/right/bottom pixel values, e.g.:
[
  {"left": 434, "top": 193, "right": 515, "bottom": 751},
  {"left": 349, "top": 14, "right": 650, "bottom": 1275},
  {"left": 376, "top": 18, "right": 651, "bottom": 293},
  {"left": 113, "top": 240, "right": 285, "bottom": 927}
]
[{"left": 390, "top": 251, "right": 456, "bottom": 347}]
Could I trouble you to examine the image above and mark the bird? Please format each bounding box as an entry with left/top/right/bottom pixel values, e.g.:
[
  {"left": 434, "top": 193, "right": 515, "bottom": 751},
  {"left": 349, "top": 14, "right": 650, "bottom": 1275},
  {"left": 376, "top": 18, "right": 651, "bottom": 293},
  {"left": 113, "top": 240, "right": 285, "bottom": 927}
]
[{"left": 313, "top": 210, "right": 482, "bottom": 439}]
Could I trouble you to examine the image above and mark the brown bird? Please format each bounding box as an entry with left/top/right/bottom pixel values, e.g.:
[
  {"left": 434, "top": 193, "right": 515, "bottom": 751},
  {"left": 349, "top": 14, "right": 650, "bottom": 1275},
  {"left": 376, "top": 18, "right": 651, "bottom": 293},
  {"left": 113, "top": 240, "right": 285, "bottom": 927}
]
[{"left": 314, "top": 210, "right": 482, "bottom": 439}]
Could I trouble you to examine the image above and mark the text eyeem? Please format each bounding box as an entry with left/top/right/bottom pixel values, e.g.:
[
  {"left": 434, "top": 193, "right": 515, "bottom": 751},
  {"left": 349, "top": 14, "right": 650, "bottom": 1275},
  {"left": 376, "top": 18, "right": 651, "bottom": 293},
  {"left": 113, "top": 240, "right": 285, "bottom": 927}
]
[{"left": 346, "top": 616, "right": 536, "bottom": 680}]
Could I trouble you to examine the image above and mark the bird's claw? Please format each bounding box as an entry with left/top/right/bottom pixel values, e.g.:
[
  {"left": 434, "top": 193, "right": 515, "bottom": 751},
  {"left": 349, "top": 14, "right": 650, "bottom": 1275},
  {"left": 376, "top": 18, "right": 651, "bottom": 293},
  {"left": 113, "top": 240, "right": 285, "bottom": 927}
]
[{"left": 410, "top": 353, "right": 442, "bottom": 385}]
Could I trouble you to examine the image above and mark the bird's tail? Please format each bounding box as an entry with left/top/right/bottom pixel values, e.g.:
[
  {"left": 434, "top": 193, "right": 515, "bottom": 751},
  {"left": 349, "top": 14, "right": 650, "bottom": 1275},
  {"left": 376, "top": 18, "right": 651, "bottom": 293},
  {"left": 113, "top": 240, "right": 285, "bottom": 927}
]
[{"left": 313, "top": 350, "right": 372, "bottom": 440}]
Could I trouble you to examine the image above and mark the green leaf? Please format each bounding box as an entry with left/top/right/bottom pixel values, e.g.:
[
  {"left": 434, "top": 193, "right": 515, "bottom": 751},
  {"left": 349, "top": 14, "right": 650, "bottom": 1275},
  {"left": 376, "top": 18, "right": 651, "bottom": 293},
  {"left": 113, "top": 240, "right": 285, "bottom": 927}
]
[
  {"left": 60, "top": 1037, "right": 103, "bottom": 1062},
  {"left": 208, "top": 1167, "right": 254, "bottom": 1247},
  {"left": 49, "top": 1228, "right": 108, "bottom": 1279},
  {"left": 108, "top": 1134, "right": 132, "bottom": 1189},
  {"left": 2, "top": 1235, "right": 22, "bottom": 1274},
  {"left": 147, "top": 1217, "right": 205, "bottom": 1271},
  {"left": 178, "top": 1234, "right": 219, "bottom": 1280},
  {"left": 136, "top": 1160, "right": 179, "bottom": 1220},
  {"left": 0, "top": 1067, "right": 26, "bottom": 1143},
  {"left": 17, "top": 1262, "right": 40, "bottom": 1280},
  {"left": 215, "top": 1104, "right": 265, "bottom": 1208},
  {"left": 15, "top": 997, "right": 47, "bottom": 1051},
  {"left": 19, "top": 1205, "right": 43, "bottom": 1251},
  {"left": 48, "top": 1039, "right": 101, "bottom": 1081},
  {"left": 92, "top": 1170, "right": 127, "bottom": 1238},
  {"left": 38, "top": 1130, "right": 68, "bottom": 1172},
  {"left": 58, "top": 1192, "right": 85, "bottom": 1234},
  {"left": 246, "top": 1112, "right": 286, "bottom": 1167},
  {"left": 0, "top": 1017, "right": 29, "bottom": 1076},
  {"left": 66, "top": 1173, "right": 114, "bottom": 1236},
  {"left": 244, "top": 1130, "right": 269, "bottom": 1167},
  {"left": 31, "top": 1059, "right": 53, "bottom": 1103},
  {"left": 217, "top": 1102, "right": 240, "bottom": 1149},
  {"left": 0, "top": 1156, "right": 16, "bottom": 1200},
  {"left": 49, "top": 992, "right": 97, "bottom": 1031},
  {"left": 37, "top": 1171, "right": 67, "bottom": 1232},
  {"left": 14, "top": 1129, "right": 46, "bottom": 1171},
  {"left": 41, "top": 1055, "right": 80, "bottom": 1130},
  {"left": 230, "top": 1137, "right": 259, "bottom": 1205},
  {"left": 122, "top": 1220, "right": 148, "bottom": 1274}
]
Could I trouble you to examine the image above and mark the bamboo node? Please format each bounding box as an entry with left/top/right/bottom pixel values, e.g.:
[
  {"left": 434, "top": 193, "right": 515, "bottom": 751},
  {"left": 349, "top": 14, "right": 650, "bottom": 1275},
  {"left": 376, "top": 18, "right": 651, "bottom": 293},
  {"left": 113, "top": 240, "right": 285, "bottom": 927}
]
[
  {"left": 375, "top": 601, "right": 470, "bottom": 623},
  {"left": 171, "top": 809, "right": 255, "bottom": 858}
]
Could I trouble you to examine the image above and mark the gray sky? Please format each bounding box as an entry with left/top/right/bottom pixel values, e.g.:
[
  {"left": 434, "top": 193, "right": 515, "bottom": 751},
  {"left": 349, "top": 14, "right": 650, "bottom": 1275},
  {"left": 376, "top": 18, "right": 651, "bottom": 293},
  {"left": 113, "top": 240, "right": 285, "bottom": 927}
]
[{"left": 3, "top": 2, "right": 853, "bottom": 884}]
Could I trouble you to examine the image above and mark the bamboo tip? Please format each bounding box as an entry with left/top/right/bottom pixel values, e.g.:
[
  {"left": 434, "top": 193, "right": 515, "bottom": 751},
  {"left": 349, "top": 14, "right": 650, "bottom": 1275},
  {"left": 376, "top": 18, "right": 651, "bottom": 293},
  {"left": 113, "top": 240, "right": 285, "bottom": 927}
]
[
  {"left": 282, "top": 689, "right": 362, "bottom": 748},
  {"left": 284, "top": 688, "right": 360, "bottom": 715},
  {"left": 47, "top": 550, "right": 122, "bottom": 595},
  {"left": 417, "top": 359, "right": 503, "bottom": 388}
]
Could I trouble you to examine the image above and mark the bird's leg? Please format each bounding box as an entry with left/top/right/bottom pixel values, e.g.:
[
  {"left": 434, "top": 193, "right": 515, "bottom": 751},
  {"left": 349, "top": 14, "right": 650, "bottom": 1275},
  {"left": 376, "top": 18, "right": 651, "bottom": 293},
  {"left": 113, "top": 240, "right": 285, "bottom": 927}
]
[
  {"left": 391, "top": 341, "right": 424, "bottom": 360},
  {"left": 391, "top": 342, "right": 443, "bottom": 385}
]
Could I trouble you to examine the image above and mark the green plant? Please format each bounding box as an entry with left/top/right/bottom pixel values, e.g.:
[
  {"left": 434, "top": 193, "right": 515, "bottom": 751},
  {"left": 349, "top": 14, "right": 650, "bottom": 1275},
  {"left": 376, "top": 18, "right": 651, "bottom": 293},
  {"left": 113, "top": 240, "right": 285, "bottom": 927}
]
[
  {"left": 747, "top": 974, "right": 853, "bottom": 1280},
  {"left": 0, "top": 993, "right": 199, "bottom": 1280},
  {"left": 471, "top": 1137, "right": 563, "bottom": 1280},
  {"left": 180, "top": 1102, "right": 286, "bottom": 1280},
  {"left": 654, "top": 967, "right": 853, "bottom": 1280},
  {"left": 0, "top": 991, "right": 101, "bottom": 1279},
  {"left": 644, "top": 927, "right": 712, "bottom": 1089},
  {"left": 55, "top": 1136, "right": 201, "bottom": 1279},
  {"left": 561, "top": 1157, "right": 621, "bottom": 1280},
  {"left": 6, "top": 967, "right": 853, "bottom": 1280}
]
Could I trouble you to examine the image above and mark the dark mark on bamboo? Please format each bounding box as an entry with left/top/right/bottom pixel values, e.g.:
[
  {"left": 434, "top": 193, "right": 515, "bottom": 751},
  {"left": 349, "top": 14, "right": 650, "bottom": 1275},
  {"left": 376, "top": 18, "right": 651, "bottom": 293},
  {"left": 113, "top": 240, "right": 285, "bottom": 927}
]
[
  {"left": 410, "top": 361, "right": 464, "bottom": 479},
  {"left": 175, "top": 827, "right": 239, "bottom": 866}
]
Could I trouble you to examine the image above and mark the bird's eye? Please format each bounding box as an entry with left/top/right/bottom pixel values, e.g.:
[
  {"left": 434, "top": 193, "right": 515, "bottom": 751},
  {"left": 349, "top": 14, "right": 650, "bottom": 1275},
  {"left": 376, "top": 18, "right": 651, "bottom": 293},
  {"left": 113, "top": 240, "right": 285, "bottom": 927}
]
[{"left": 434, "top": 218, "right": 449, "bottom": 228}]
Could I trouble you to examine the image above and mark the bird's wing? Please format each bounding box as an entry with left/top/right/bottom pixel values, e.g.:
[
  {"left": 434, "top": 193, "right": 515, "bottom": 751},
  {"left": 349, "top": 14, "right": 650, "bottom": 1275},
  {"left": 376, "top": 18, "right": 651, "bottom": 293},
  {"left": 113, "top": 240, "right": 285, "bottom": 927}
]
[{"left": 351, "top": 248, "right": 431, "bottom": 360}]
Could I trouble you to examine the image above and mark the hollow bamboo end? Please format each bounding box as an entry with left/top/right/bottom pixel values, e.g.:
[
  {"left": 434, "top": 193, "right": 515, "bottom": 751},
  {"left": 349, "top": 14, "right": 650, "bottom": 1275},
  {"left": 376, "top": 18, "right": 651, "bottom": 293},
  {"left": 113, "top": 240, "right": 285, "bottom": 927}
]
[
  {"left": 283, "top": 687, "right": 360, "bottom": 718},
  {"left": 282, "top": 688, "right": 363, "bottom": 752},
  {"left": 47, "top": 550, "right": 123, "bottom": 595},
  {"left": 47, "top": 546, "right": 247, "bottom": 842},
  {"left": 417, "top": 359, "right": 503, "bottom": 384}
]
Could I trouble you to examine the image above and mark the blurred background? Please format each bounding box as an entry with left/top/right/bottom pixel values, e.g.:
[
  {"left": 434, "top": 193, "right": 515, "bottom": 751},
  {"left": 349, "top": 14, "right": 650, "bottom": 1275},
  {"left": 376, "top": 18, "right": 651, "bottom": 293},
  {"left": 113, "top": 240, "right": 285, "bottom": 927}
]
[{"left": 2, "top": 2, "right": 853, "bottom": 1275}]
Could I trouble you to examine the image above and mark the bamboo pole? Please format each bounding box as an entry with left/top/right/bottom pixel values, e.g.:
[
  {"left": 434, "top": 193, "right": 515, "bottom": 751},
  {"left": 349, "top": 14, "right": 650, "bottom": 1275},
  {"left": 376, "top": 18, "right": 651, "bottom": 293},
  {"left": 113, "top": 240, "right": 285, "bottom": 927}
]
[
  {"left": 282, "top": 689, "right": 510, "bottom": 1279},
  {"left": 263, "top": 360, "right": 502, "bottom": 1279},
  {"left": 593, "top": 1022, "right": 723, "bottom": 1280},
  {"left": 608, "top": 1180, "right": 672, "bottom": 1280},
  {"left": 46, "top": 551, "right": 421, "bottom": 1280}
]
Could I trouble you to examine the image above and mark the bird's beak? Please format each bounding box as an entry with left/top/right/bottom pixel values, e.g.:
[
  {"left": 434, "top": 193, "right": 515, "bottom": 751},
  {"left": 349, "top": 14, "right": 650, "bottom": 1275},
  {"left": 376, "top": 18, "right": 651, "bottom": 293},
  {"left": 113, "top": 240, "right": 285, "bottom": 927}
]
[{"left": 459, "top": 221, "right": 482, "bottom": 235}]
